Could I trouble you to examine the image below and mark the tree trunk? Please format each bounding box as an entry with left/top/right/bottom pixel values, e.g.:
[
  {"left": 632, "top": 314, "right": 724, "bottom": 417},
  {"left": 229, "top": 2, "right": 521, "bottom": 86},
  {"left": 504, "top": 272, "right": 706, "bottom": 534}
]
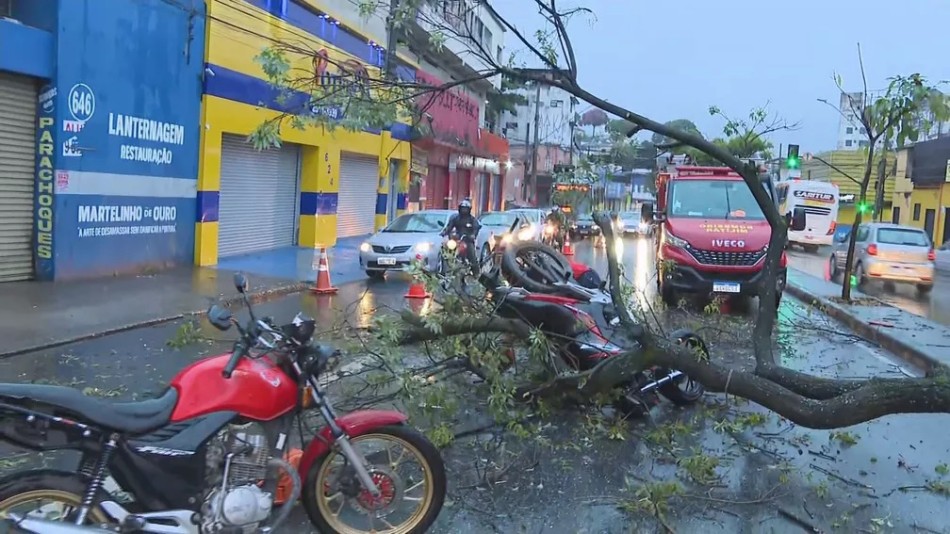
[{"left": 840, "top": 144, "right": 877, "bottom": 301}]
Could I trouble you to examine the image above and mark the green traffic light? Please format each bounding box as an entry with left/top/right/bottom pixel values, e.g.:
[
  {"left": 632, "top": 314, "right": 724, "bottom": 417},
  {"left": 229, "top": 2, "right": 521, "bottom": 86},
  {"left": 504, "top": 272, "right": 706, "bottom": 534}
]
[{"left": 786, "top": 157, "right": 800, "bottom": 169}]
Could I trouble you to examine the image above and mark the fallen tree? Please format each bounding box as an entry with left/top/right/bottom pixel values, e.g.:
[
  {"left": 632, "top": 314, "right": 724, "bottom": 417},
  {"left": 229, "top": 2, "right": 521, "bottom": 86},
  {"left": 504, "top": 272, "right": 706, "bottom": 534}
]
[{"left": 251, "top": 0, "right": 950, "bottom": 428}]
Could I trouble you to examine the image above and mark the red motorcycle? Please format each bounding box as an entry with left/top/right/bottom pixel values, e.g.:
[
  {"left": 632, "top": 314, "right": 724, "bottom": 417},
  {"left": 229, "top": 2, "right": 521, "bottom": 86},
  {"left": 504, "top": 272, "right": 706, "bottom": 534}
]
[
  {"left": 483, "top": 238, "right": 707, "bottom": 416},
  {"left": 0, "top": 273, "right": 446, "bottom": 534}
]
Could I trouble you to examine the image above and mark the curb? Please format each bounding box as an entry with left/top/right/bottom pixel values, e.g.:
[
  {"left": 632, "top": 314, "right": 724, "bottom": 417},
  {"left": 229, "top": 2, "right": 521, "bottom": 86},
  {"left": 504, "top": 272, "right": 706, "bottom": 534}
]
[
  {"left": 784, "top": 282, "right": 942, "bottom": 374},
  {"left": 0, "top": 282, "right": 312, "bottom": 359}
]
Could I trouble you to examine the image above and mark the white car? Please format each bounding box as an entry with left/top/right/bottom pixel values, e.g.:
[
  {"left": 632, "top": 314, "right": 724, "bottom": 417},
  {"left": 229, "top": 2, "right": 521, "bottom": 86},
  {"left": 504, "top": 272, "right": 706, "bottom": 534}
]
[
  {"left": 474, "top": 209, "right": 545, "bottom": 261},
  {"left": 619, "top": 211, "right": 647, "bottom": 235},
  {"left": 936, "top": 240, "right": 950, "bottom": 274}
]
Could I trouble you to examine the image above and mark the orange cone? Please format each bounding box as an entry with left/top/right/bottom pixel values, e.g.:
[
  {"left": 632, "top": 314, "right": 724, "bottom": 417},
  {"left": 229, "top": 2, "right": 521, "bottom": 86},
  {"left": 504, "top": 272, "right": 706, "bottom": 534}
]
[
  {"left": 405, "top": 254, "right": 431, "bottom": 299},
  {"left": 562, "top": 238, "right": 574, "bottom": 256},
  {"left": 312, "top": 247, "right": 338, "bottom": 294},
  {"left": 274, "top": 448, "right": 303, "bottom": 505}
]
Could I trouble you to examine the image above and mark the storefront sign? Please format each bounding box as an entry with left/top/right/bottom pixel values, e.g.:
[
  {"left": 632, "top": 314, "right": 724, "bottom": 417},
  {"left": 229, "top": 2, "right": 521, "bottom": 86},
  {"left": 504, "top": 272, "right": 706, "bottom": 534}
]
[
  {"left": 34, "top": 116, "right": 55, "bottom": 264},
  {"left": 415, "top": 69, "right": 479, "bottom": 143},
  {"left": 455, "top": 154, "right": 499, "bottom": 174},
  {"left": 310, "top": 48, "right": 368, "bottom": 119},
  {"left": 411, "top": 149, "right": 428, "bottom": 176},
  {"left": 76, "top": 204, "right": 178, "bottom": 238},
  {"left": 108, "top": 113, "right": 185, "bottom": 165}
]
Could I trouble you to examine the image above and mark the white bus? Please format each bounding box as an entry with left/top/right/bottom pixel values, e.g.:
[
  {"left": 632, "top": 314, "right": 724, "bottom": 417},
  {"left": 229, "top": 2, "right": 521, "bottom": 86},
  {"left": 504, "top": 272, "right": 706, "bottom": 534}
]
[{"left": 775, "top": 180, "right": 840, "bottom": 252}]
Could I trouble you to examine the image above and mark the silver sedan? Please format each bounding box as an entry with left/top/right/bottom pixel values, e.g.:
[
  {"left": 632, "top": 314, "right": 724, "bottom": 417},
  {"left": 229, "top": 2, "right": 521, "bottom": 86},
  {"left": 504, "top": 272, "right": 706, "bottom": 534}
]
[{"left": 358, "top": 210, "right": 455, "bottom": 279}]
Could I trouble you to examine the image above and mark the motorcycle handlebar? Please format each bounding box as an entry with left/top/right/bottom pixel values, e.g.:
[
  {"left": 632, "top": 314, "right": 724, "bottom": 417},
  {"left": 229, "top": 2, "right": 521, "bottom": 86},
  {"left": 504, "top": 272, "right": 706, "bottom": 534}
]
[{"left": 222, "top": 339, "right": 247, "bottom": 378}]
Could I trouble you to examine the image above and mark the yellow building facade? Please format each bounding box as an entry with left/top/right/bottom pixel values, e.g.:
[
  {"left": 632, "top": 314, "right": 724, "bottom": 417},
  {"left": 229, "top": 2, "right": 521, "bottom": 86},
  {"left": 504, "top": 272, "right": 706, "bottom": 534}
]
[
  {"left": 194, "top": 0, "right": 413, "bottom": 266},
  {"left": 801, "top": 150, "right": 896, "bottom": 226}
]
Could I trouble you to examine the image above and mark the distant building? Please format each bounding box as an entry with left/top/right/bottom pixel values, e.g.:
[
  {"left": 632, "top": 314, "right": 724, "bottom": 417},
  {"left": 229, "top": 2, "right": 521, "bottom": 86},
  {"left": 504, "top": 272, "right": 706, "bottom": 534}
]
[
  {"left": 500, "top": 83, "right": 576, "bottom": 149},
  {"left": 836, "top": 90, "right": 950, "bottom": 150}
]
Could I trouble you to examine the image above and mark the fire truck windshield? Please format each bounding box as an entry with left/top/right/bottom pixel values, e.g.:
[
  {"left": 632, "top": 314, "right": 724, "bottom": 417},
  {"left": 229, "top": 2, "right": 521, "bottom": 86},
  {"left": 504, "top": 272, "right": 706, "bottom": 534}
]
[{"left": 669, "top": 180, "right": 767, "bottom": 220}]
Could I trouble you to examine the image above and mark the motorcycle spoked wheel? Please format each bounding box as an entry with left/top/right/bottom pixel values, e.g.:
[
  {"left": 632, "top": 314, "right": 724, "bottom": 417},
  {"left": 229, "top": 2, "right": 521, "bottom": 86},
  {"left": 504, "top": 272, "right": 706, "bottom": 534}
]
[
  {"left": 0, "top": 470, "right": 111, "bottom": 526},
  {"left": 303, "top": 425, "right": 447, "bottom": 534},
  {"left": 656, "top": 330, "right": 709, "bottom": 405},
  {"left": 500, "top": 241, "right": 573, "bottom": 293}
]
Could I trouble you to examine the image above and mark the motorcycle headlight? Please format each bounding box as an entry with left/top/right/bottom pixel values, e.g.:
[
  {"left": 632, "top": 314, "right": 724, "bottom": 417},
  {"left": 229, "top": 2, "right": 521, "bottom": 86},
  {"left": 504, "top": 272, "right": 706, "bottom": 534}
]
[
  {"left": 516, "top": 225, "right": 534, "bottom": 241},
  {"left": 360, "top": 242, "right": 371, "bottom": 252},
  {"left": 663, "top": 230, "right": 689, "bottom": 249},
  {"left": 415, "top": 242, "right": 432, "bottom": 253},
  {"left": 503, "top": 233, "right": 514, "bottom": 244},
  {"left": 446, "top": 239, "right": 457, "bottom": 251}
]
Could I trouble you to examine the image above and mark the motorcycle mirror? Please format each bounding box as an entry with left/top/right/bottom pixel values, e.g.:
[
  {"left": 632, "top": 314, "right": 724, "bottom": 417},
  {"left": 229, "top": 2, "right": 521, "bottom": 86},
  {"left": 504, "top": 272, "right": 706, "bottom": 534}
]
[
  {"left": 207, "top": 305, "right": 234, "bottom": 331},
  {"left": 233, "top": 273, "right": 249, "bottom": 294}
]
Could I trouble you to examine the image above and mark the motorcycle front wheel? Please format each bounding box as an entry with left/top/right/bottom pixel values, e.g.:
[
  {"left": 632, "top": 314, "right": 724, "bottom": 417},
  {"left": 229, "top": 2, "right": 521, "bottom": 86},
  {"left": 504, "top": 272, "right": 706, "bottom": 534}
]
[
  {"left": 657, "top": 330, "right": 709, "bottom": 405},
  {"left": 303, "top": 425, "right": 447, "bottom": 534}
]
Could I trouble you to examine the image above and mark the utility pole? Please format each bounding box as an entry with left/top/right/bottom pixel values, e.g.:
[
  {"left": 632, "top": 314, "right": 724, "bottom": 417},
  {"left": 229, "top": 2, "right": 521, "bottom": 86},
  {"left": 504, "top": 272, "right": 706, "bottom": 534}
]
[
  {"left": 522, "top": 122, "right": 531, "bottom": 203},
  {"left": 383, "top": 0, "right": 400, "bottom": 78},
  {"left": 529, "top": 81, "right": 542, "bottom": 203}
]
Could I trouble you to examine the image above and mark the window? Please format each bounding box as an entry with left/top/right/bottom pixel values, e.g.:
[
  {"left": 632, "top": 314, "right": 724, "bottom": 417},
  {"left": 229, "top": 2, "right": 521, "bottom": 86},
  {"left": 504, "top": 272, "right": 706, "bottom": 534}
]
[
  {"left": 550, "top": 100, "right": 563, "bottom": 108},
  {"left": 497, "top": 45, "right": 503, "bottom": 63},
  {"left": 846, "top": 127, "right": 854, "bottom": 134},
  {"left": 668, "top": 180, "right": 766, "bottom": 220},
  {"left": 856, "top": 226, "right": 870, "bottom": 241},
  {"left": 876, "top": 228, "right": 931, "bottom": 247},
  {"left": 845, "top": 140, "right": 853, "bottom": 147},
  {"left": 892, "top": 207, "right": 901, "bottom": 224},
  {"left": 913, "top": 203, "right": 921, "bottom": 221}
]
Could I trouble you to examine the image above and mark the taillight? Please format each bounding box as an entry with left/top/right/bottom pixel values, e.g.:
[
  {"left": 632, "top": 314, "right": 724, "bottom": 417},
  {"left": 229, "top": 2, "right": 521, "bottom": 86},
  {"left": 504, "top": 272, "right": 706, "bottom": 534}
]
[
  {"left": 928, "top": 249, "right": 936, "bottom": 261},
  {"left": 780, "top": 251, "right": 788, "bottom": 268},
  {"left": 867, "top": 244, "right": 878, "bottom": 256},
  {"left": 827, "top": 221, "right": 837, "bottom": 236}
]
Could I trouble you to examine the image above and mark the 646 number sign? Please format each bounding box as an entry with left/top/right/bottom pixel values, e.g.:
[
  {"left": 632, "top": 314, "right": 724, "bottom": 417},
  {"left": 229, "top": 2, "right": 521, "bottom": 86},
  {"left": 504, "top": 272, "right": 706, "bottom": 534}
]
[{"left": 68, "top": 83, "right": 96, "bottom": 123}]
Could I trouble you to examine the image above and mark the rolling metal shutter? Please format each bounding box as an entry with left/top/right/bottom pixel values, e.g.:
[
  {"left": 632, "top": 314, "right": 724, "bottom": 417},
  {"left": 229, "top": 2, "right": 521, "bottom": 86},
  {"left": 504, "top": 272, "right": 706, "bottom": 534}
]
[
  {"left": 337, "top": 153, "right": 379, "bottom": 238},
  {"left": 218, "top": 134, "right": 300, "bottom": 257},
  {"left": 0, "top": 73, "right": 37, "bottom": 282}
]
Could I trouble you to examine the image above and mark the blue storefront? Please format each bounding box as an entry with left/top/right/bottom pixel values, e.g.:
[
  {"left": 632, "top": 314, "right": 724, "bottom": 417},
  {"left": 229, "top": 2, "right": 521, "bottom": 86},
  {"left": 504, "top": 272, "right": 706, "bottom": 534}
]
[{"left": 0, "top": 0, "right": 205, "bottom": 281}]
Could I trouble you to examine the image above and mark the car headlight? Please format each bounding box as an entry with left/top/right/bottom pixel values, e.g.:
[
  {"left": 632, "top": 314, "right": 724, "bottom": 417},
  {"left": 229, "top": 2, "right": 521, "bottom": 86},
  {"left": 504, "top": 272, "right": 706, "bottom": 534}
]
[
  {"left": 415, "top": 242, "right": 432, "bottom": 253},
  {"left": 360, "top": 242, "right": 371, "bottom": 252},
  {"left": 445, "top": 239, "right": 457, "bottom": 251},
  {"left": 639, "top": 222, "right": 649, "bottom": 231},
  {"left": 663, "top": 230, "right": 689, "bottom": 249},
  {"left": 517, "top": 225, "right": 535, "bottom": 241}
]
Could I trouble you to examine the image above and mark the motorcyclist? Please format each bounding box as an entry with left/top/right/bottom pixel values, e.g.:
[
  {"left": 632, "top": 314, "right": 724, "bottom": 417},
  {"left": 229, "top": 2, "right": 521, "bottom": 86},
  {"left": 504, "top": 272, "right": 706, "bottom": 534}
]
[
  {"left": 442, "top": 199, "right": 480, "bottom": 267},
  {"left": 544, "top": 206, "right": 567, "bottom": 247}
]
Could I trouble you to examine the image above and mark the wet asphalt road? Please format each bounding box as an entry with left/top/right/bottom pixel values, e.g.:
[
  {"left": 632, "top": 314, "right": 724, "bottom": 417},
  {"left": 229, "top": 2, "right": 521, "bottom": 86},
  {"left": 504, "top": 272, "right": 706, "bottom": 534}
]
[
  {"left": 2, "top": 236, "right": 950, "bottom": 532},
  {"left": 786, "top": 245, "right": 950, "bottom": 328}
]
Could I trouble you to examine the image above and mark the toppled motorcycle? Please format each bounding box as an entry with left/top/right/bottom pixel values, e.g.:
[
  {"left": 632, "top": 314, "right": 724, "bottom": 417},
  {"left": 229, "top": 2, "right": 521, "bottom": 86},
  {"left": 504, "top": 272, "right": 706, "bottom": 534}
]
[{"left": 480, "top": 232, "right": 707, "bottom": 417}]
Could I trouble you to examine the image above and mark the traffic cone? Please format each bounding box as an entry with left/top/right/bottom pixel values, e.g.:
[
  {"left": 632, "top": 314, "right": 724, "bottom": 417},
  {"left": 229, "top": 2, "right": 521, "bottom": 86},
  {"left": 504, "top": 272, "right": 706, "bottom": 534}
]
[
  {"left": 405, "top": 254, "right": 431, "bottom": 299},
  {"left": 274, "top": 448, "right": 303, "bottom": 505},
  {"left": 562, "top": 238, "right": 574, "bottom": 256},
  {"left": 312, "top": 247, "right": 338, "bottom": 294}
]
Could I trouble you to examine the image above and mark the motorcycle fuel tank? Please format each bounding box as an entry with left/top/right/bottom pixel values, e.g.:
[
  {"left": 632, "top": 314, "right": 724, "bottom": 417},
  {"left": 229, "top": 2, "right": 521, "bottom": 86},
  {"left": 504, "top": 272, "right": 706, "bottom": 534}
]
[{"left": 168, "top": 354, "right": 298, "bottom": 422}]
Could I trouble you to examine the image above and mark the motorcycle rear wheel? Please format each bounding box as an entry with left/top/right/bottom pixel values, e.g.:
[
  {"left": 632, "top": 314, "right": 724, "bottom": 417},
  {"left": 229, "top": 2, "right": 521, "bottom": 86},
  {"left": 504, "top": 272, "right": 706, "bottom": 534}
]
[
  {"left": 303, "top": 425, "right": 447, "bottom": 534},
  {"left": 0, "top": 470, "right": 110, "bottom": 525}
]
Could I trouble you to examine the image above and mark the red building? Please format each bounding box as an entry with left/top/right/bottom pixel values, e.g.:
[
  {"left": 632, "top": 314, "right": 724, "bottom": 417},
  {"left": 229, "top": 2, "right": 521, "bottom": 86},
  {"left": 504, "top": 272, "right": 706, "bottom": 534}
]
[{"left": 408, "top": 69, "right": 510, "bottom": 213}]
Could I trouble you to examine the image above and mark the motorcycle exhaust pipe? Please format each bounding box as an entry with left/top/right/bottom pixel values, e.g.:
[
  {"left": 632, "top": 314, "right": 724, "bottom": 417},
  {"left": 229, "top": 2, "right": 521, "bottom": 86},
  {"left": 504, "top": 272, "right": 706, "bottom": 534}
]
[
  {"left": 1, "top": 515, "right": 117, "bottom": 534},
  {"left": 638, "top": 370, "right": 684, "bottom": 393}
]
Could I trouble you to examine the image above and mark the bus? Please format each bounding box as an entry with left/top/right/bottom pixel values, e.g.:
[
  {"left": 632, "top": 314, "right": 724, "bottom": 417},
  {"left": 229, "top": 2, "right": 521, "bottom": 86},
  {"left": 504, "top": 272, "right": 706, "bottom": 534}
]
[{"left": 775, "top": 180, "right": 840, "bottom": 252}]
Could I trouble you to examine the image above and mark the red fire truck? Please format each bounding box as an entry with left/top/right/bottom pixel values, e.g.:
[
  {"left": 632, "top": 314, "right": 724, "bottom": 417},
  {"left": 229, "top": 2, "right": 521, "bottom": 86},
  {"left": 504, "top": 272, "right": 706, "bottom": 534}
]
[{"left": 641, "top": 166, "right": 787, "bottom": 307}]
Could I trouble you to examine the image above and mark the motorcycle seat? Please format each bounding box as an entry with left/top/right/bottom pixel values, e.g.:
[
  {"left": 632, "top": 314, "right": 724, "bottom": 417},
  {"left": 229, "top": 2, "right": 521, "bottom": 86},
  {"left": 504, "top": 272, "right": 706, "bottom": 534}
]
[
  {"left": 496, "top": 298, "right": 582, "bottom": 336},
  {"left": 0, "top": 384, "right": 178, "bottom": 435}
]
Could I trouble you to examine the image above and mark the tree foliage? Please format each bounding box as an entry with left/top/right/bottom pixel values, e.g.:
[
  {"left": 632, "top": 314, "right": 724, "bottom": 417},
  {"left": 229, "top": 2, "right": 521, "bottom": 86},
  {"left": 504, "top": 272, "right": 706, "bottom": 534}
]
[
  {"left": 818, "top": 46, "right": 950, "bottom": 301},
  {"left": 249, "top": 1, "right": 950, "bottom": 429}
]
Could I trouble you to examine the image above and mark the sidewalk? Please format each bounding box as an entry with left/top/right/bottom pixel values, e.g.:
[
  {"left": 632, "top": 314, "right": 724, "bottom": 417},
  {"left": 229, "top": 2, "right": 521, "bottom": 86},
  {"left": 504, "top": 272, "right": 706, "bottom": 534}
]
[
  {"left": 0, "top": 238, "right": 369, "bottom": 358},
  {"left": 785, "top": 268, "right": 950, "bottom": 373}
]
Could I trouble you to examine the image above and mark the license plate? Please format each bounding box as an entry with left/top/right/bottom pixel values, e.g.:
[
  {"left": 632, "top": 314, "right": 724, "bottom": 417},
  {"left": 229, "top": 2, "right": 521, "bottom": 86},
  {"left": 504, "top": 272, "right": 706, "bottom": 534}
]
[
  {"left": 713, "top": 281, "right": 741, "bottom": 293},
  {"left": 377, "top": 256, "right": 396, "bottom": 266}
]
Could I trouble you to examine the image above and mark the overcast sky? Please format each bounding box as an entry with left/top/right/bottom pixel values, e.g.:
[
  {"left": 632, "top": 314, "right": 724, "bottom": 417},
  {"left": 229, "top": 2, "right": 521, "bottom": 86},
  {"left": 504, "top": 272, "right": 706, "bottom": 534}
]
[{"left": 494, "top": 0, "right": 950, "bottom": 153}]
